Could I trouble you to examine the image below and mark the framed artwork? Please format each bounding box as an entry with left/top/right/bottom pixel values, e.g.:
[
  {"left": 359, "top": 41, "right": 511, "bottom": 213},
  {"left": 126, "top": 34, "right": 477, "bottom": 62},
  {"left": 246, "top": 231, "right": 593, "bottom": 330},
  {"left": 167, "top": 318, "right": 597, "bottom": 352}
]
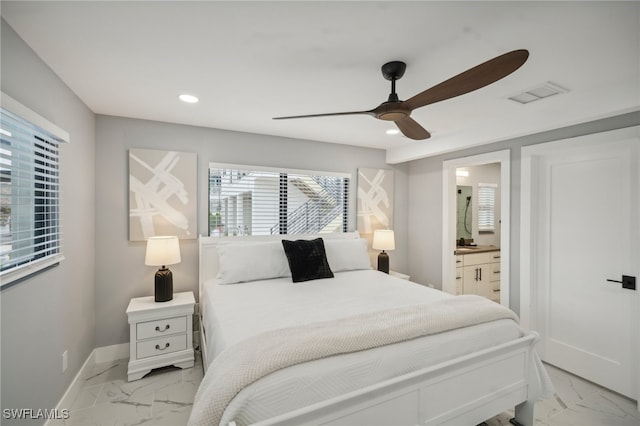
[
  {"left": 357, "top": 168, "right": 394, "bottom": 234},
  {"left": 129, "top": 149, "right": 197, "bottom": 241}
]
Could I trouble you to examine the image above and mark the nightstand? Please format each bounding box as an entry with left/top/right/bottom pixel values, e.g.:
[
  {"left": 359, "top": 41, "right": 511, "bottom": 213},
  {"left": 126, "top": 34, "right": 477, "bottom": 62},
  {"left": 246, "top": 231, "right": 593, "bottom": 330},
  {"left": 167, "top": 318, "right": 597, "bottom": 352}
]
[
  {"left": 389, "top": 270, "right": 410, "bottom": 280},
  {"left": 126, "top": 291, "right": 195, "bottom": 381}
]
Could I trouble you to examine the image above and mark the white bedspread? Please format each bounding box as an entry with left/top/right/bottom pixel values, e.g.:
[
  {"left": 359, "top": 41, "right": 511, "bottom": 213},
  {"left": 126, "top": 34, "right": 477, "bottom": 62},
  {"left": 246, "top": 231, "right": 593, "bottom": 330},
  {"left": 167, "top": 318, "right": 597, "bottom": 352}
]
[{"left": 197, "top": 270, "right": 525, "bottom": 425}]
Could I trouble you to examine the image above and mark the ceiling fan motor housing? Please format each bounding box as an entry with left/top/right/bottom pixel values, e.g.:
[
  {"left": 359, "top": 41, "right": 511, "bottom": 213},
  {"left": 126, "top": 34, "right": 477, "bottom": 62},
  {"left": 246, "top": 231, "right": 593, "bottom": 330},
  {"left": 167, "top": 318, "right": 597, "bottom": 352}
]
[
  {"left": 375, "top": 102, "right": 410, "bottom": 121},
  {"left": 377, "top": 61, "right": 409, "bottom": 120}
]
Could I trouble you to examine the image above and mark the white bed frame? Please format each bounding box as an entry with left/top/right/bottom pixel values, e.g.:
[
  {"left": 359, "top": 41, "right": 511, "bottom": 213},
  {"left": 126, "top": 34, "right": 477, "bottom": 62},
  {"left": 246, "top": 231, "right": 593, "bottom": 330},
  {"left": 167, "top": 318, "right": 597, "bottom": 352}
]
[{"left": 198, "top": 233, "right": 541, "bottom": 426}]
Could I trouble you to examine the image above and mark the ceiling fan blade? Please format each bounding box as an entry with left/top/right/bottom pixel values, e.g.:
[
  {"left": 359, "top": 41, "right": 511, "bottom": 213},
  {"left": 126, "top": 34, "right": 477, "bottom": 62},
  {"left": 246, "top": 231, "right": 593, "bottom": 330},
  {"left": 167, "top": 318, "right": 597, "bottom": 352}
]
[
  {"left": 395, "top": 117, "right": 431, "bottom": 140},
  {"left": 273, "top": 110, "right": 373, "bottom": 120},
  {"left": 403, "top": 49, "right": 529, "bottom": 111}
]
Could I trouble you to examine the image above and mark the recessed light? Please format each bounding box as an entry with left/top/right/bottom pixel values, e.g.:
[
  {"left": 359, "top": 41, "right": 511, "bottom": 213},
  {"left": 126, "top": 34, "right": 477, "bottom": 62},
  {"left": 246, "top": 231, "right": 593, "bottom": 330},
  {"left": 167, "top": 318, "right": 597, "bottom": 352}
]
[
  {"left": 386, "top": 129, "right": 400, "bottom": 135},
  {"left": 179, "top": 94, "right": 199, "bottom": 103}
]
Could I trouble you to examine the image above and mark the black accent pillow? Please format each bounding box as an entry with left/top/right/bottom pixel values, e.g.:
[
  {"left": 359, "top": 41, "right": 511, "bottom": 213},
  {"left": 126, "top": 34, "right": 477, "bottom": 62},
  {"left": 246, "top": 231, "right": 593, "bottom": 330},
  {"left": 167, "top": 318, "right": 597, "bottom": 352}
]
[{"left": 281, "top": 238, "right": 334, "bottom": 283}]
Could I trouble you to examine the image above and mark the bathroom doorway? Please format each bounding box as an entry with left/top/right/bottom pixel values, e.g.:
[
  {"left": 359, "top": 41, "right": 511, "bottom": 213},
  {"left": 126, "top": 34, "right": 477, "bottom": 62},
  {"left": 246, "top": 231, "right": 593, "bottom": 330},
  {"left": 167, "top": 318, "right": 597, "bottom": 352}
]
[{"left": 442, "top": 150, "right": 511, "bottom": 306}]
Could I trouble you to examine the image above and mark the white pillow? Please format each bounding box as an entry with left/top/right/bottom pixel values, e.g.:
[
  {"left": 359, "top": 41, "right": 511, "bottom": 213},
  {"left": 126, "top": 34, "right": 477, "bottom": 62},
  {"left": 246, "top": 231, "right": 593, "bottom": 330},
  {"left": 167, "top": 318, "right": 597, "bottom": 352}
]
[
  {"left": 324, "top": 238, "right": 372, "bottom": 272},
  {"left": 216, "top": 241, "right": 290, "bottom": 284}
]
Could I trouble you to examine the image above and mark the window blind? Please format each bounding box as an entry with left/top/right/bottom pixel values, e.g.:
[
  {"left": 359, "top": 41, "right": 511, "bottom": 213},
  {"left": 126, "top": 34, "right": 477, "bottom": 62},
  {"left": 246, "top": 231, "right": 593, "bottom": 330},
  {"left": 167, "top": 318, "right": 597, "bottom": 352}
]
[
  {"left": 1, "top": 107, "right": 64, "bottom": 283},
  {"left": 209, "top": 164, "right": 350, "bottom": 236},
  {"left": 477, "top": 183, "right": 497, "bottom": 232}
]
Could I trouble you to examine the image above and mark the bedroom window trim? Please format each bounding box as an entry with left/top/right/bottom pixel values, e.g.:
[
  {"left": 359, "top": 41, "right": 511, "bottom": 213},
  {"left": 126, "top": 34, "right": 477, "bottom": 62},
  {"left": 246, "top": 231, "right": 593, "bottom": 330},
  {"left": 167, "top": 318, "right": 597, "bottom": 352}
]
[
  {"left": 208, "top": 162, "right": 351, "bottom": 237},
  {"left": 0, "top": 93, "right": 69, "bottom": 287}
]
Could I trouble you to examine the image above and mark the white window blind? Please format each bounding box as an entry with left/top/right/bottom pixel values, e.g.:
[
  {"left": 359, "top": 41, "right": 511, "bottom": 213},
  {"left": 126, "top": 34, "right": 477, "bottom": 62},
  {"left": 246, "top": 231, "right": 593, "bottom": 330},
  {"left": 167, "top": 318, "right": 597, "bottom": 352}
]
[
  {"left": 209, "top": 163, "right": 350, "bottom": 236},
  {"left": 477, "top": 183, "right": 497, "bottom": 233},
  {"left": 1, "top": 106, "right": 65, "bottom": 285}
]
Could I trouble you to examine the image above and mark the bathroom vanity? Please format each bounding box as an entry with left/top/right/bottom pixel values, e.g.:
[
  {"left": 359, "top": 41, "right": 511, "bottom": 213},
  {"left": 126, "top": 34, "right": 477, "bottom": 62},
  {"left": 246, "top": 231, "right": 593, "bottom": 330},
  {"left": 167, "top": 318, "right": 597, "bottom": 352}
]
[{"left": 454, "top": 246, "right": 501, "bottom": 302}]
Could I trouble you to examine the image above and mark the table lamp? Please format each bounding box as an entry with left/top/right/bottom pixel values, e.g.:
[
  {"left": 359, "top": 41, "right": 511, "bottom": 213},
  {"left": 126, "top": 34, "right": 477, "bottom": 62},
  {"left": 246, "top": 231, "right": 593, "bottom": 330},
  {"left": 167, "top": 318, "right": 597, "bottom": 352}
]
[
  {"left": 145, "top": 236, "right": 181, "bottom": 302},
  {"left": 372, "top": 229, "right": 395, "bottom": 274}
]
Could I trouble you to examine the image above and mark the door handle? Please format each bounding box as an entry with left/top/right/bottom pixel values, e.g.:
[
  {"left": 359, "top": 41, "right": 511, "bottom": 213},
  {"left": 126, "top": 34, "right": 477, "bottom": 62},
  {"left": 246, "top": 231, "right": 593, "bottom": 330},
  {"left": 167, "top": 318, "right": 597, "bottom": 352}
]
[{"left": 606, "top": 275, "right": 636, "bottom": 290}]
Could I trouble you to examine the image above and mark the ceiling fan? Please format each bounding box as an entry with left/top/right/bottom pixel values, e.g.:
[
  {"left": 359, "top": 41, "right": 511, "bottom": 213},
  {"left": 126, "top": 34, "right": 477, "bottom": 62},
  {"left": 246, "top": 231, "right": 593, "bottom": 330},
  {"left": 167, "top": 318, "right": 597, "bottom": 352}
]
[{"left": 273, "top": 49, "right": 529, "bottom": 140}]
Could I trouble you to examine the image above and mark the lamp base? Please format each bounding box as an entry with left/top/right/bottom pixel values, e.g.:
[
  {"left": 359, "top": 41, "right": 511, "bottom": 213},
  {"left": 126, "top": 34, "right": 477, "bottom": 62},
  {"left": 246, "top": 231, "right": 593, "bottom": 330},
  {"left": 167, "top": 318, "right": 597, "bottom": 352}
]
[
  {"left": 377, "top": 251, "right": 389, "bottom": 274},
  {"left": 155, "top": 267, "right": 173, "bottom": 302}
]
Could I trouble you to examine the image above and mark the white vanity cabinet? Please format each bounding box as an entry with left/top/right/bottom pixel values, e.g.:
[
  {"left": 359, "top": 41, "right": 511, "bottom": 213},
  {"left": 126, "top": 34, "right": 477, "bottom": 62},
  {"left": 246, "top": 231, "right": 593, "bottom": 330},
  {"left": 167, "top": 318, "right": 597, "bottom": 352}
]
[
  {"left": 489, "top": 252, "right": 501, "bottom": 302},
  {"left": 454, "top": 255, "right": 464, "bottom": 295},
  {"left": 456, "top": 250, "right": 501, "bottom": 302}
]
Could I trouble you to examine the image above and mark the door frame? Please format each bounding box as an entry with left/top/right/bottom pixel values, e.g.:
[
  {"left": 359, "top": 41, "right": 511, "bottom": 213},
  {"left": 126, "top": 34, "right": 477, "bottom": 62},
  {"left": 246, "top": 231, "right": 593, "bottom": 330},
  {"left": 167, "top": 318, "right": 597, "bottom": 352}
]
[
  {"left": 520, "top": 126, "right": 640, "bottom": 403},
  {"left": 442, "top": 149, "right": 511, "bottom": 307}
]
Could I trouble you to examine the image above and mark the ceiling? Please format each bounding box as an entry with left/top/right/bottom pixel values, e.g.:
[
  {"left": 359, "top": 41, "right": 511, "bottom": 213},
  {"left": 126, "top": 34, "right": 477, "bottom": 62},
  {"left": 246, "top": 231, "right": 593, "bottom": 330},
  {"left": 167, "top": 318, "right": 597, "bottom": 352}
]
[{"left": 2, "top": 1, "right": 639, "bottom": 163}]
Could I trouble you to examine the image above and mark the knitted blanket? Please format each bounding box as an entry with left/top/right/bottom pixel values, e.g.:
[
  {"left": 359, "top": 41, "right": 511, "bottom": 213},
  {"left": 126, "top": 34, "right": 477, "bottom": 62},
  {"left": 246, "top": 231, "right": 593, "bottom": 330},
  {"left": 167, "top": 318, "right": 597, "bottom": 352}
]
[{"left": 188, "top": 295, "right": 520, "bottom": 426}]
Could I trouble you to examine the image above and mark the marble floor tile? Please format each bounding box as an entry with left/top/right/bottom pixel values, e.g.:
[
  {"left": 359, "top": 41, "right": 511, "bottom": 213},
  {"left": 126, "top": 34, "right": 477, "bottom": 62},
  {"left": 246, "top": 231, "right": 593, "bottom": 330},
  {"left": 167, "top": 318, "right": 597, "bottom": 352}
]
[
  {"left": 83, "top": 360, "right": 129, "bottom": 387},
  {"left": 484, "top": 363, "right": 640, "bottom": 426},
  {"left": 547, "top": 390, "right": 640, "bottom": 426},
  {"left": 62, "top": 350, "right": 638, "bottom": 426},
  {"left": 95, "top": 369, "right": 182, "bottom": 406},
  {"left": 63, "top": 351, "right": 204, "bottom": 426},
  {"left": 65, "top": 399, "right": 153, "bottom": 426},
  {"left": 152, "top": 382, "right": 198, "bottom": 422}
]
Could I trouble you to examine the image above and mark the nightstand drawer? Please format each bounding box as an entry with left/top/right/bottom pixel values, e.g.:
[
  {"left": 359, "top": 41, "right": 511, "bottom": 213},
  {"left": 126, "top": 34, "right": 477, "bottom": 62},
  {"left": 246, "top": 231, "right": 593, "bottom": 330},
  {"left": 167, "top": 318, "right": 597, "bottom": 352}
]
[
  {"left": 137, "top": 334, "right": 187, "bottom": 359},
  {"left": 137, "top": 316, "right": 187, "bottom": 340}
]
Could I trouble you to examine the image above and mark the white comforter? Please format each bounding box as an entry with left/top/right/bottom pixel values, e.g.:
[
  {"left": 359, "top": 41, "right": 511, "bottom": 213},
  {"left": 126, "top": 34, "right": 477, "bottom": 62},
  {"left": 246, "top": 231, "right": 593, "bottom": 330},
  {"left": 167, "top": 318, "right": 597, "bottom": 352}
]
[{"left": 196, "top": 270, "right": 524, "bottom": 425}]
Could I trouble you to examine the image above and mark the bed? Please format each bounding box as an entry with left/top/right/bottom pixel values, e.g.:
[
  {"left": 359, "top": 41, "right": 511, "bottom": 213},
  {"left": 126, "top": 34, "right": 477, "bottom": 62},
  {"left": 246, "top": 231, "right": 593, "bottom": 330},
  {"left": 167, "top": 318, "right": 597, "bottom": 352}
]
[{"left": 190, "top": 232, "right": 552, "bottom": 426}]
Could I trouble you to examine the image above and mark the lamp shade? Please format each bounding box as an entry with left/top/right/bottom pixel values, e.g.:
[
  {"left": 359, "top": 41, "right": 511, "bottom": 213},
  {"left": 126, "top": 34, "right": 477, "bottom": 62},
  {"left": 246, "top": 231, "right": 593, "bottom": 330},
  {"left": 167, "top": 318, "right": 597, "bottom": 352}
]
[
  {"left": 145, "top": 236, "right": 181, "bottom": 266},
  {"left": 372, "top": 229, "right": 395, "bottom": 251}
]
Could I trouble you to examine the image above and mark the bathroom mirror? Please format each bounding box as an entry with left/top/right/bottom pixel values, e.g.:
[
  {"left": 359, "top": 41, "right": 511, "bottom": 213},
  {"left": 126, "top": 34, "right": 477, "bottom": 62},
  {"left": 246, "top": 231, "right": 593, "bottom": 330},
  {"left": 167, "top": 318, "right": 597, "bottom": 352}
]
[{"left": 456, "top": 185, "right": 472, "bottom": 240}]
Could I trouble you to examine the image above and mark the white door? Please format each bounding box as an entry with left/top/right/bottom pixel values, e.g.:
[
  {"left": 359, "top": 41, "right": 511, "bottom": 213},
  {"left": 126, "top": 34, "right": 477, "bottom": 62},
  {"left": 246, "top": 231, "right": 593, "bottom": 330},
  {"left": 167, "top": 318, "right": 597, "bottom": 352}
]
[{"left": 530, "top": 129, "right": 639, "bottom": 399}]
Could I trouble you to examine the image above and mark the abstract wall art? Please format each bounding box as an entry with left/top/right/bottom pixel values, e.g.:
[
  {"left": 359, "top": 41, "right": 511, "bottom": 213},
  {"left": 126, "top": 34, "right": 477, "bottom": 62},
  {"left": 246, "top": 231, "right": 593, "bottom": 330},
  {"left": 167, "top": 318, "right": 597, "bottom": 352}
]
[
  {"left": 356, "top": 168, "right": 394, "bottom": 235},
  {"left": 129, "top": 149, "right": 197, "bottom": 241}
]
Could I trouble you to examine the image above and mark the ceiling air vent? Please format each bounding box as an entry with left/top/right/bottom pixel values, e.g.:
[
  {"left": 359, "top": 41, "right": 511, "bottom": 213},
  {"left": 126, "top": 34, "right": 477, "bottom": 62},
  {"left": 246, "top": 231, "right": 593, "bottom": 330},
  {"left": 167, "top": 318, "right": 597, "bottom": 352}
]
[{"left": 508, "top": 82, "right": 569, "bottom": 104}]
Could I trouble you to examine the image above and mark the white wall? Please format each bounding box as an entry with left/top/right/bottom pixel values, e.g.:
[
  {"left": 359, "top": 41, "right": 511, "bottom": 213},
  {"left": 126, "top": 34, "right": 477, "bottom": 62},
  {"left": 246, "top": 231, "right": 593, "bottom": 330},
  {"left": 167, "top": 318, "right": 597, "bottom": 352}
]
[
  {"left": 1, "top": 20, "right": 96, "bottom": 424},
  {"left": 407, "top": 111, "right": 640, "bottom": 314},
  {"left": 94, "top": 115, "right": 409, "bottom": 347}
]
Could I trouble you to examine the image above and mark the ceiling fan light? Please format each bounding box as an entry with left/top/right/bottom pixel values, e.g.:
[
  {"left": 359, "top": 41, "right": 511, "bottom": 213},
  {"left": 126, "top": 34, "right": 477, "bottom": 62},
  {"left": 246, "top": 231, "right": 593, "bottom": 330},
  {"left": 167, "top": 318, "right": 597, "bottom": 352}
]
[
  {"left": 377, "top": 111, "right": 408, "bottom": 121},
  {"left": 386, "top": 129, "right": 400, "bottom": 135}
]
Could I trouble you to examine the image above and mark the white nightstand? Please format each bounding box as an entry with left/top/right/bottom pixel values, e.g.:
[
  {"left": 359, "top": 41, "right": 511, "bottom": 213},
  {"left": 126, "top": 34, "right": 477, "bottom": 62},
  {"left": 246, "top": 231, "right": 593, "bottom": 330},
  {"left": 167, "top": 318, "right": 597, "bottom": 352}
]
[
  {"left": 126, "top": 291, "right": 195, "bottom": 381},
  {"left": 389, "top": 270, "right": 410, "bottom": 280}
]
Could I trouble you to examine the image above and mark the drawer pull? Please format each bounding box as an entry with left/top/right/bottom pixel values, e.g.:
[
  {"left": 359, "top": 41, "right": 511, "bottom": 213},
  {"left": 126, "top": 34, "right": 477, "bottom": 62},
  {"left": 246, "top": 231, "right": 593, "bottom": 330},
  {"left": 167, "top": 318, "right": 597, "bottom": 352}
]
[
  {"left": 493, "top": 289, "right": 501, "bottom": 293},
  {"left": 155, "top": 324, "right": 170, "bottom": 332},
  {"left": 155, "top": 343, "right": 170, "bottom": 351},
  {"left": 494, "top": 270, "right": 501, "bottom": 274},
  {"left": 493, "top": 255, "right": 501, "bottom": 259}
]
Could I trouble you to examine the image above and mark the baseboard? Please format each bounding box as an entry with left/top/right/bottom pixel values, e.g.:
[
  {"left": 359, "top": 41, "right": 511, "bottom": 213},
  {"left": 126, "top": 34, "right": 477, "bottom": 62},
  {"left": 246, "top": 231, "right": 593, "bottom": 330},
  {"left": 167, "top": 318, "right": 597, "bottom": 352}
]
[
  {"left": 43, "top": 349, "right": 96, "bottom": 426},
  {"left": 44, "top": 343, "right": 129, "bottom": 426},
  {"left": 94, "top": 342, "right": 129, "bottom": 364}
]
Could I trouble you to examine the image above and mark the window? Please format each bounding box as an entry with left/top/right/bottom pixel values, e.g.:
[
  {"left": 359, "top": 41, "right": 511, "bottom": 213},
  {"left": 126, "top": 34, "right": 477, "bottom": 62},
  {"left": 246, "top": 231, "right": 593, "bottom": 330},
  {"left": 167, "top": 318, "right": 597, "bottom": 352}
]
[
  {"left": 209, "top": 163, "right": 350, "bottom": 236},
  {"left": 477, "top": 183, "right": 497, "bottom": 233},
  {"left": 1, "top": 99, "right": 68, "bottom": 286}
]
